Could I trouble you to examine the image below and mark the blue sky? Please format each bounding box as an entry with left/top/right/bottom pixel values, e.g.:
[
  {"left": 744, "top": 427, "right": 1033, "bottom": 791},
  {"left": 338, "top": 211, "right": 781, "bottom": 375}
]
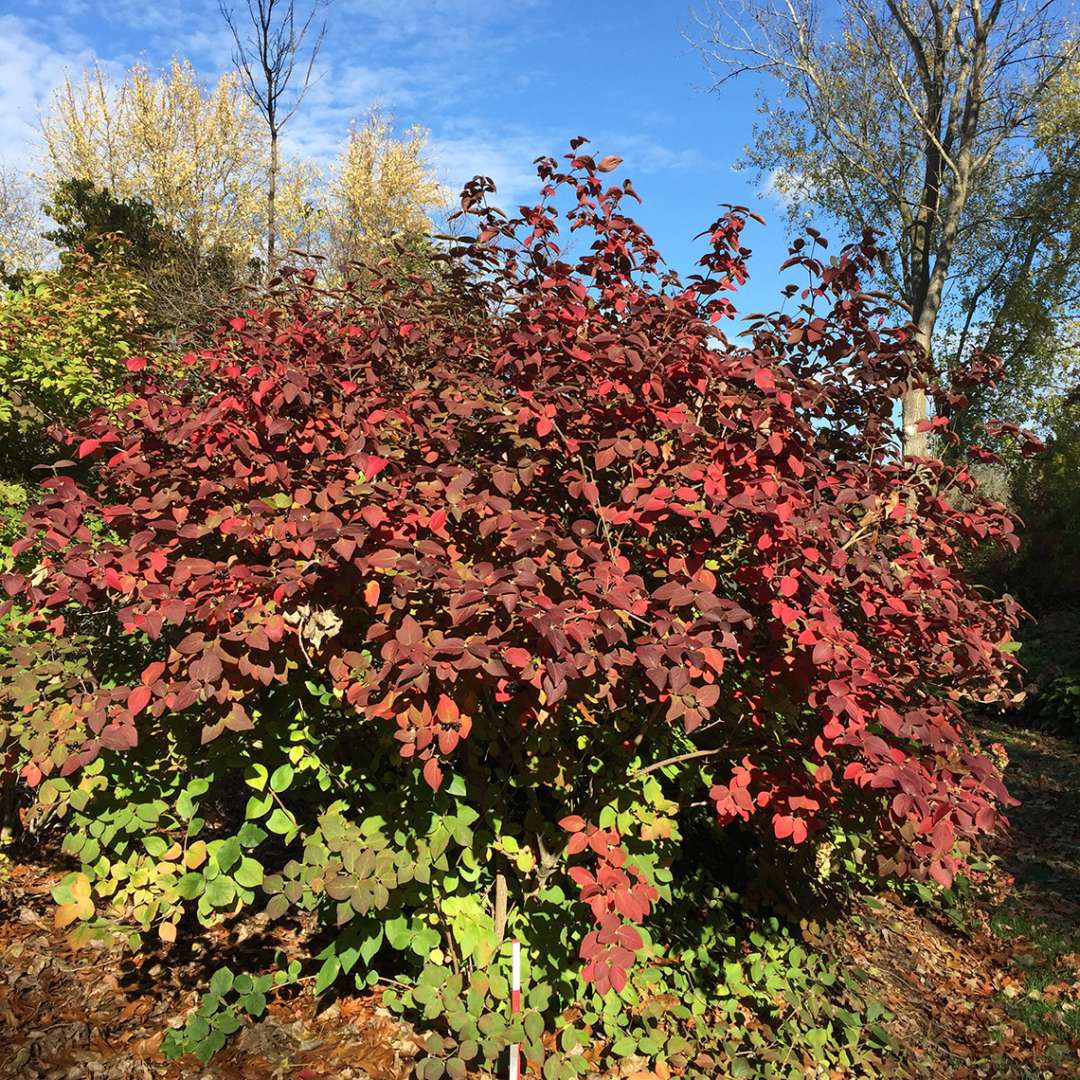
[{"left": 0, "top": 0, "right": 801, "bottom": 309}]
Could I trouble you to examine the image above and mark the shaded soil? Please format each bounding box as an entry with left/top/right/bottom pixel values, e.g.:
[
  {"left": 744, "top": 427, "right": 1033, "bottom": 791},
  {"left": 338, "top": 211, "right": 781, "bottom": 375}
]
[
  {"left": 845, "top": 723, "right": 1080, "bottom": 1078},
  {"left": 1, "top": 722, "right": 1078, "bottom": 1079}
]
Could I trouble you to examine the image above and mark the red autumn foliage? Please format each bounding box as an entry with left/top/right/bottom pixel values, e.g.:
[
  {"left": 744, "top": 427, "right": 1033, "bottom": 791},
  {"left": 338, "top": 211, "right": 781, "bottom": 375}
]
[{"left": 7, "top": 141, "right": 1023, "bottom": 985}]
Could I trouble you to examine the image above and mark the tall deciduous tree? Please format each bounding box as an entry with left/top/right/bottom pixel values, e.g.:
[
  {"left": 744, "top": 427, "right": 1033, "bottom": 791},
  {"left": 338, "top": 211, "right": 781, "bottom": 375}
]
[
  {"left": 696, "top": 0, "right": 1077, "bottom": 456},
  {"left": 321, "top": 110, "right": 446, "bottom": 271},
  {"left": 949, "top": 49, "right": 1080, "bottom": 448},
  {"left": 39, "top": 59, "right": 314, "bottom": 266},
  {"left": 219, "top": 0, "right": 327, "bottom": 273}
]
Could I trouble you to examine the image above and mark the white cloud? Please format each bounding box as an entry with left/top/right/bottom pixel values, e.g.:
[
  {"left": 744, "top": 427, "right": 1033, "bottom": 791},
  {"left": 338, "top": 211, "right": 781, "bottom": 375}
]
[
  {"left": 760, "top": 165, "right": 814, "bottom": 214},
  {"left": 427, "top": 131, "right": 545, "bottom": 208},
  {"left": 1, "top": 0, "right": 705, "bottom": 240},
  {"left": 0, "top": 15, "right": 96, "bottom": 170}
]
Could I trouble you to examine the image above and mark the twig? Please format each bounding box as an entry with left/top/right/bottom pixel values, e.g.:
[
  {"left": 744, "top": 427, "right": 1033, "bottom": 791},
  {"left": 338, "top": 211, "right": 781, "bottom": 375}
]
[{"left": 633, "top": 748, "right": 723, "bottom": 778}]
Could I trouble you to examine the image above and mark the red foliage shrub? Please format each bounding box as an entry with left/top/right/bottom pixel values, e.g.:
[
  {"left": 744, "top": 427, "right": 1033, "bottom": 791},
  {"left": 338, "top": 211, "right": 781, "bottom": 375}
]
[{"left": 7, "top": 142, "right": 1022, "bottom": 987}]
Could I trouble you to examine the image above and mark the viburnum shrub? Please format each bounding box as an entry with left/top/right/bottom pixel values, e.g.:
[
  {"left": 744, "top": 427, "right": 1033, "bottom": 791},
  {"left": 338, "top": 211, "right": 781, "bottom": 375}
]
[{"left": 1, "top": 142, "right": 1023, "bottom": 1074}]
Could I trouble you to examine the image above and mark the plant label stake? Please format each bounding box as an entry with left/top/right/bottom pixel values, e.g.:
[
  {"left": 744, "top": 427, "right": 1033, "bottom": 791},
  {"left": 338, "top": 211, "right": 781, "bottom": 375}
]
[{"left": 509, "top": 939, "right": 521, "bottom": 1080}]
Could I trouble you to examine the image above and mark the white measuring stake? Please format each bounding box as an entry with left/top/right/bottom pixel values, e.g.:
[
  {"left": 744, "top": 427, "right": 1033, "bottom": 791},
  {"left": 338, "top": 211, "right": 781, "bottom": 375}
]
[{"left": 509, "top": 939, "right": 521, "bottom": 1080}]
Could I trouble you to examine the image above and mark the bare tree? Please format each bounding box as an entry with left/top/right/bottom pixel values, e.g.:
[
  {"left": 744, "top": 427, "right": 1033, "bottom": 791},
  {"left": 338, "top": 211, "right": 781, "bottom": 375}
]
[
  {"left": 695, "top": 0, "right": 1078, "bottom": 456},
  {"left": 0, "top": 166, "right": 46, "bottom": 278},
  {"left": 219, "top": 0, "right": 328, "bottom": 273}
]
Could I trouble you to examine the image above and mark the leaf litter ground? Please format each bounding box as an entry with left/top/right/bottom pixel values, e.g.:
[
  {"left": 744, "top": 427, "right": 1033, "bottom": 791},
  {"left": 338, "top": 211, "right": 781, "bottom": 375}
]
[{"left": 1, "top": 721, "right": 1077, "bottom": 1079}]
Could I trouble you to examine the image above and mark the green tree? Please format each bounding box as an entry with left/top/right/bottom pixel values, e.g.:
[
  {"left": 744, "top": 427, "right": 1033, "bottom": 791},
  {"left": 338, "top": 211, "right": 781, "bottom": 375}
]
[
  {"left": 42, "top": 179, "right": 254, "bottom": 342},
  {"left": 43, "top": 178, "right": 165, "bottom": 264},
  {"left": 948, "top": 51, "right": 1080, "bottom": 449},
  {"left": 697, "top": 0, "right": 1078, "bottom": 455}
]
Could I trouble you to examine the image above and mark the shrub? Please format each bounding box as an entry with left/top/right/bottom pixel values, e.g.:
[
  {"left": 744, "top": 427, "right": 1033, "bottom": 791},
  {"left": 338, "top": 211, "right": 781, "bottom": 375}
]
[
  {"left": 1, "top": 144, "right": 1023, "bottom": 1073},
  {"left": 0, "top": 235, "right": 151, "bottom": 484}
]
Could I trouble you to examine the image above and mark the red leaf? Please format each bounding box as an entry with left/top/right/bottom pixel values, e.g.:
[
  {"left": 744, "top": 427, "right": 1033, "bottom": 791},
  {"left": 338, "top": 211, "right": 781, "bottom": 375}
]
[
  {"left": 596, "top": 155, "right": 623, "bottom": 173},
  {"left": 566, "top": 833, "right": 589, "bottom": 855},
  {"left": 141, "top": 661, "right": 166, "bottom": 686},
  {"left": 559, "top": 815, "right": 587, "bottom": 833},
  {"left": 422, "top": 757, "right": 443, "bottom": 791},
  {"left": 359, "top": 454, "right": 389, "bottom": 480},
  {"left": 127, "top": 685, "right": 152, "bottom": 715},
  {"left": 773, "top": 814, "right": 794, "bottom": 840},
  {"left": 126, "top": 355, "right": 147, "bottom": 372},
  {"left": 396, "top": 615, "right": 423, "bottom": 647},
  {"left": 161, "top": 600, "right": 186, "bottom": 625},
  {"left": 78, "top": 439, "right": 101, "bottom": 459},
  {"left": 928, "top": 860, "right": 953, "bottom": 889},
  {"left": 753, "top": 368, "right": 776, "bottom": 392}
]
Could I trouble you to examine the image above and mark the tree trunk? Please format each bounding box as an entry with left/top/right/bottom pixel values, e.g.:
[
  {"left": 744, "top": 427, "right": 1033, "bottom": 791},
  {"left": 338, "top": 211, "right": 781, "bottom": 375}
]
[
  {"left": 267, "top": 128, "right": 278, "bottom": 274},
  {"left": 902, "top": 362, "right": 930, "bottom": 458}
]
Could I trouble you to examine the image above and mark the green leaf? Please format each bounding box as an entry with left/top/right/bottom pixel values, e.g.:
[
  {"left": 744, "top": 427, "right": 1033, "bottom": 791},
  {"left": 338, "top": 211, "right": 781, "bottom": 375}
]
[
  {"left": 143, "top": 835, "right": 168, "bottom": 858},
  {"left": 315, "top": 955, "right": 340, "bottom": 995},
  {"left": 176, "top": 872, "right": 205, "bottom": 899},
  {"left": 265, "top": 808, "right": 296, "bottom": 836},
  {"left": 245, "top": 794, "right": 272, "bottom": 820},
  {"left": 194, "top": 1030, "right": 226, "bottom": 1064},
  {"left": 210, "top": 968, "right": 234, "bottom": 995},
  {"left": 204, "top": 876, "right": 236, "bottom": 908},
  {"left": 244, "top": 763, "right": 269, "bottom": 790},
  {"left": 269, "top": 764, "right": 294, "bottom": 793},
  {"left": 233, "top": 857, "right": 263, "bottom": 888},
  {"left": 359, "top": 926, "right": 384, "bottom": 965},
  {"left": 215, "top": 836, "right": 242, "bottom": 874},
  {"left": 384, "top": 915, "right": 410, "bottom": 950},
  {"left": 237, "top": 822, "right": 267, "bottom": 848},
  {"left": 477, "top": 1012, "right": 505, "bottom": 1037},
  {"left": 524, "top": 1011, "right": 544, "bottom": 1041},
  {"left": 240, "top": 992, "right": 266, "bottom": 1017},
  {"left": 215, "top": 1010, "right": 242, "bottom": 1035}
]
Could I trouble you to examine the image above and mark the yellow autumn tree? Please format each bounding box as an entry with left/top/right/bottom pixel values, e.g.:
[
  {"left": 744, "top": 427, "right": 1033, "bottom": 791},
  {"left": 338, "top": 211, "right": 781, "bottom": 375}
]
[
  {"left": 319, "top": 111, "right": 446, "bottom": 270},
  {"left": 39, "top": 59, "right": 315, "bottom": 263}
]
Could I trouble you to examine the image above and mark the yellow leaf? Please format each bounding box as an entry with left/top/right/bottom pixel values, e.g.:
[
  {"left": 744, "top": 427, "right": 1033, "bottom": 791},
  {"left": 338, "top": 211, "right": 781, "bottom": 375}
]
[
  {"left": 185, "top": 840, "right": 208, "bottom": 869},
  {"left": 54, "top": 902, "right": 82, "bottom": 929}
]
